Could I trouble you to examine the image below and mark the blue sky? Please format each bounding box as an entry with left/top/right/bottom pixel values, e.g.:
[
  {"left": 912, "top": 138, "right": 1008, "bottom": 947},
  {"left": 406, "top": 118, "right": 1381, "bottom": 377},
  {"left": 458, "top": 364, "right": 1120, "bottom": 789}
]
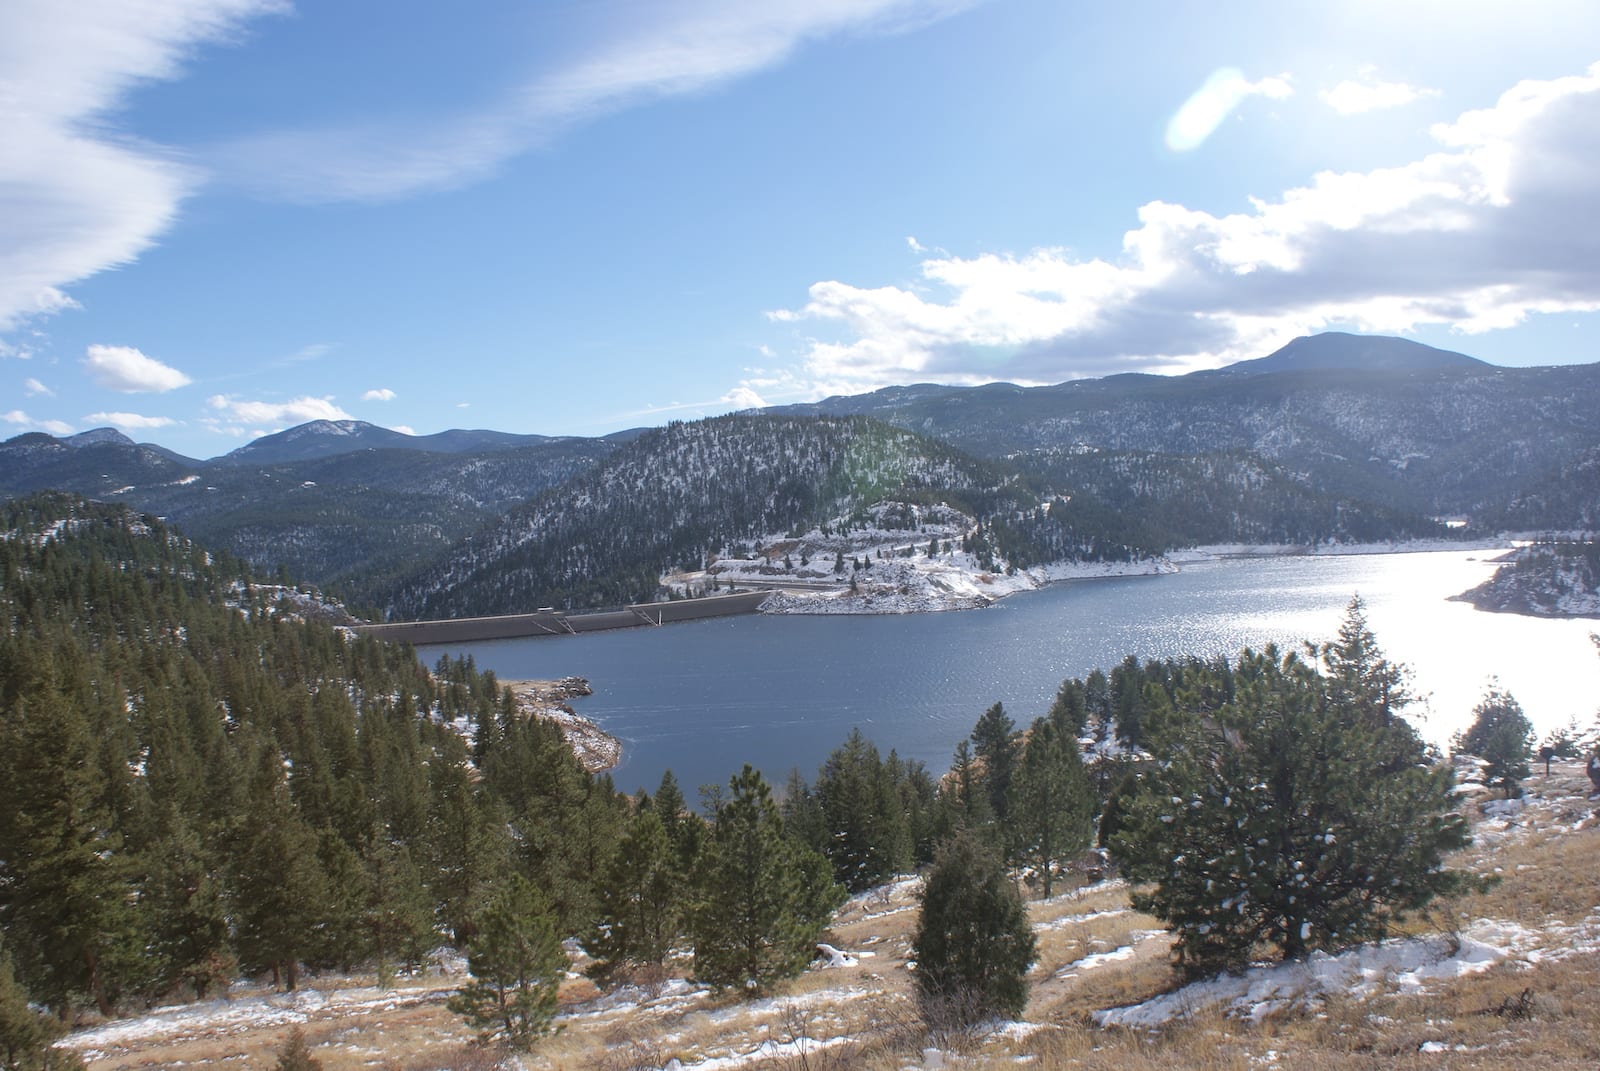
[{"left": 4, "top": 0, "right": 1599, "bottom": 459}]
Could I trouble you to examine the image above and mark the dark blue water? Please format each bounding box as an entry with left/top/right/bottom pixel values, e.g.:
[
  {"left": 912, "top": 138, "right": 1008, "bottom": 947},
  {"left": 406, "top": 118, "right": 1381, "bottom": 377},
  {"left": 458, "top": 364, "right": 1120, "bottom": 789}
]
[{"left": 420, "top": 551, "right": 1599, "bottom": 798}]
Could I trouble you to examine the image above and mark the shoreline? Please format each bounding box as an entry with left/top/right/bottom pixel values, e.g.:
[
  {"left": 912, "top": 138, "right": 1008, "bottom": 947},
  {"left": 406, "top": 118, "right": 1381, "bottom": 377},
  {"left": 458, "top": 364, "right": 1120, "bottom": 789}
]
[{"left": 501, "top": 677, "right": 623, "bottom": 773}]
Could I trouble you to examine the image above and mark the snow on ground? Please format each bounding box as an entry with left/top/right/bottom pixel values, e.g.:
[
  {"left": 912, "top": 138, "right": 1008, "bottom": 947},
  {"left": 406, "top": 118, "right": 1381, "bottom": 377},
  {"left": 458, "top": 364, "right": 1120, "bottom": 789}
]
[
  {"left": 63, "top": 976, "right": 463, "bottom": 1060},
  {"left": 1092, "top": 917, "right": 1549, "bottom": 1029},
  {"left": 1094, "top": 776, "right": 1600, "bottom": 1030}
]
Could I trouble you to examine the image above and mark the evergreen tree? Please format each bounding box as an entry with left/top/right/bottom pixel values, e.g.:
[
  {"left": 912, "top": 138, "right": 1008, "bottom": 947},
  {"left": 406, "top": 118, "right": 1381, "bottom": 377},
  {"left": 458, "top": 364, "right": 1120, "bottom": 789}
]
[
  {"left": 0, "top": 942, "right": 75, "bottom": 1071},
  {"left": 1006, "top": 718, "right": 1093, "bottom": 897},
  {"left": 273, "top": 1027, "right": 323, "bottom": 1071},
  {"left": 583, "top": 810, "right": 682, "bottom": 981},
  {"left": 230, "top": 751, "right": 329, "bottom": 992},
  {"left": 447, "top": 876, "right": 566, "bottom": 1051},
  {"left": 1114, "top": 643, "right": 1473, "bottom": 978},
  {"left": 0, "top": 674, "right": 141, "bottom": 1017},
  {"left": 1310, "top": 596, "right": 1411, "bottom": 727},
  {"left": 1456, "top": 686, "right": 1535, "bottom": 799},
  {"left": 812, "top": 730, "right": 910, "bottom": 892},
  {"left": 690, "top": 766, "right": 842, "bottom": 992},
  {"left": 912, "top": 831, "right": 1036, "bottom": 1030},
  {"left": 364, "top": 840, "right": 435, "bottom": 986},
  {"left": 140, "top": 809, "right": 233, "bottom": 999},
  {"left": 969, "top": 703, "right": 1018, "bottom": 825}
]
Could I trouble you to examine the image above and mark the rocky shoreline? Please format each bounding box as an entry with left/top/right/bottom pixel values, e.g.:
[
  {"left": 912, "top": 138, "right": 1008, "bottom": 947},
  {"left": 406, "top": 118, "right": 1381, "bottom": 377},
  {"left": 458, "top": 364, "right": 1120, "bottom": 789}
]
[{"left": 501, "top": 677, "right": 623, "bottom": 773}]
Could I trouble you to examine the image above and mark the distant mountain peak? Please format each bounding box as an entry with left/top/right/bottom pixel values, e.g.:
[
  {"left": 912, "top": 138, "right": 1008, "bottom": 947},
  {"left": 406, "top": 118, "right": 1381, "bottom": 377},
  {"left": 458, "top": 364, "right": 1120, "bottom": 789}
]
[
  {"left": 218, "top": 419, "right": 555, "bottom": 465},
  {"left": 1218, "top": 332, "right": 1492, "bottom": 377},
  {"left": 67, "top": 427, "right": 137, "bottom": 448}
]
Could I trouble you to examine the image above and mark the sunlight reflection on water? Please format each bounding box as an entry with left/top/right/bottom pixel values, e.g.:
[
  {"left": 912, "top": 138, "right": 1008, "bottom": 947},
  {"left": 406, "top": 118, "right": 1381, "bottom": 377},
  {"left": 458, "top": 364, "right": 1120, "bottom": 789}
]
[{"left": 425, "top": 551, "right": 1598, "bottom": 795}]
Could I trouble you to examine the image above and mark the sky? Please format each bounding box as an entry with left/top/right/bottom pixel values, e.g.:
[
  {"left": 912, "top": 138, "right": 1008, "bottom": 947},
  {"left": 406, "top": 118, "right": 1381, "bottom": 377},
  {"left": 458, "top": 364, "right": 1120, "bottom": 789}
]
[{"left": 3, "top": 0, "right": 1600, "bottom": 460}]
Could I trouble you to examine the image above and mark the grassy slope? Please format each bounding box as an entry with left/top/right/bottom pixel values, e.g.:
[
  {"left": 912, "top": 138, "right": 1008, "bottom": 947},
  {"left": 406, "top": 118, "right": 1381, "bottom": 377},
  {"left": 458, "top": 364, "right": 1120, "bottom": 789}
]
[{"left": 62, "top": 762, "right": 1600, "bottom": 1071}]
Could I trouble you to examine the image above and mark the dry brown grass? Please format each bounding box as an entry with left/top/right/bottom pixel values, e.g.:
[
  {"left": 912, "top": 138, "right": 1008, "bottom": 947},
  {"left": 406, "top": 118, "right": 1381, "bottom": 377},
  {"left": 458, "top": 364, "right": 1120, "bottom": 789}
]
[{"left": 65, "top": 764, "right": 1600, "bottom": 1071}]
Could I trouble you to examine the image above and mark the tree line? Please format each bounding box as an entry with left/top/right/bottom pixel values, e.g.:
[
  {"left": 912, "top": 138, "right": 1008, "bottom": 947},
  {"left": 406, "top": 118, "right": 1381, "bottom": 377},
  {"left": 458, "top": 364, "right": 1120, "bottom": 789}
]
[{"left": 3, "top": 493, "right": 1533, "bottom": 1062}]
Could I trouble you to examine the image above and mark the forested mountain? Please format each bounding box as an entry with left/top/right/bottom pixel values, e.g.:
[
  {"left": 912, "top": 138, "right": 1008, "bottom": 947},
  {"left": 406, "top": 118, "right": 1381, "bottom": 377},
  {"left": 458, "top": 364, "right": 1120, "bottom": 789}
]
[
  {"left": 0, "top": 492, "right": 623, "bottom": 1014},
  {"left": 0, "top": 434, "right": 619, "bottom": 608},
  {"left": 1014, "top": 450, "right": 1448, "bottom": 550},
  {"left": 215, "top": 419, "right": 579, "bottom": 465},
  {"left": 769, "top": 334, "right": 1600, "bottom": 524},
  {"left": 4, "top": 333, "right": 1596, "bottom": 620},
  {"left": 386, "top": 414, "right": 1038, "bottom": 618}
]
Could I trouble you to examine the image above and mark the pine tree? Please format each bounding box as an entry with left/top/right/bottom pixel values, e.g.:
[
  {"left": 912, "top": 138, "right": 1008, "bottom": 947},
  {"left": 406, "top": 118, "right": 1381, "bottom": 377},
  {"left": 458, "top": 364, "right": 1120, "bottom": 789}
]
[
  {"left": 1456, "top": 686, "right": 1535, "bottom": 799},
  {"left": 230, "top": 749, "right": 329, "bottom": 992},
  {"left": 0, "top": 942, "right": 73, "bottom": 1071},
  {"left": 690, "top": 766, "right": 842, "bottom": 992},
  {"left": 364, "top": 840, "right": 436, "bottom": 987},
  {"left": 1113, "top": 643, "right": 1473, "bottom": 978},
  {"left": 273, "top": 1027, "right": 323, "bottom": 1071},
  {"left": 583, "top": 810, "right": 682, "bottom": 981},
  {"left": 1006, "top": 718, "right": 1093, "bottom": 897},
  {"left": 912, "top": 831, "right": 1036, "bottom": 1030},
  {"left": 812, "top": 730, "right": 910, "bottom": 892},
  {"left": 0, "top": 674, "right": 141, "bottom": 1017},
  {"left": 970, "top": 703, "right": 1018, "bottom": 825},
  {"left": 447, "top": 876, "right": 566, "bottom": 1050}
]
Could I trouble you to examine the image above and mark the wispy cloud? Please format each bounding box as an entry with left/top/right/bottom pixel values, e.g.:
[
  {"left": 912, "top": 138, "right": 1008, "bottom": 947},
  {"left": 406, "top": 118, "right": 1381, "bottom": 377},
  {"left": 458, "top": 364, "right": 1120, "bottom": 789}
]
[
  {"left": 3, "top": 410, "right": 74, "bottom": 436},
  {"left": 23, "top": 377, "right": 52, "bottom": 397},
  {"left": 84, "top": 411, "right": 177, "bottom": 430},
  {"left": 213, "top": 1, "right": 981, "bottom": 203},
  {"left": 0, "top": 0, "right": 287, "bottom": 332},
  {"left": 773, "top": 63, "right": 1600, "bottom": 393},
  {"left": 83, "top": 344, "right": 193, "bottom": 392},
  {"left": 362, "top": 387, "right": 397, "bottom": 402}
]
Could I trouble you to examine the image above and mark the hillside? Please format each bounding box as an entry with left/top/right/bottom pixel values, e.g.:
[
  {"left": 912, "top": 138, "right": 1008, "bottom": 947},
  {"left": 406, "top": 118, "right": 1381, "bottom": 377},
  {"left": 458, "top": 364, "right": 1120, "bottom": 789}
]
[
  {"left": 384, "top": 413, "right": 1040, "bottom": 618},
  {"left": 6, "top": 333, "right": 1598, "bottom": 618},
  {"left": 0, "top": 434, "right": 619, "bottom": 606},
  {"left": 1456, "top": 543, "right": 1600, "bottom": 618},
  {"left": 54, "top": 762, "right": 1600, "bottom": 1071},
  {"left": 769, "top": 334, "right": 1600, "bottom": 526}
]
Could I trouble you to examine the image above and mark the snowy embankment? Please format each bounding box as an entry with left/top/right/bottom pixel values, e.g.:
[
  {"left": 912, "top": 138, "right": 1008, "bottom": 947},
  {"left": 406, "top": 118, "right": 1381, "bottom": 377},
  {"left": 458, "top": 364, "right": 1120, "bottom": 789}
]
[
  {"left": 761, "top": 555, "right": 1173, "bottom": 615},
  {"left": 1091, "top": 779, "right": 1600, "bottom": 1031},
  {"left": 668, "top": 500, "right": 1172, "bottom": 615},
  {"left": 1167, "top": 536, "right": 1511, "bottom": 563}
]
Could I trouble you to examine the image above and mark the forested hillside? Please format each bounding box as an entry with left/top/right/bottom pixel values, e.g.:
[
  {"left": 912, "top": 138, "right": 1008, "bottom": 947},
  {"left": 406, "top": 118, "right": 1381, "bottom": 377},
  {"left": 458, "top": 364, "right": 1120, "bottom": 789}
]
[
  {"left": 386, "top": 414, "right": 1040, "bottom": 618},
  {"left": 0, "top": 493, "right": 622, "bottom": 1015},
  {"left": 772, "top": 338, "right": 1600, "bottom": 525},
  {"left": 0, "top": 435, "right": 618, "bottom": 608}
]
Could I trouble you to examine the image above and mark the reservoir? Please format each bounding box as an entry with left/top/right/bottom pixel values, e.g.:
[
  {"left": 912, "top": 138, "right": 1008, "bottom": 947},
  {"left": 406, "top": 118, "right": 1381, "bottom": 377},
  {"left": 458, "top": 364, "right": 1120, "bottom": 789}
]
[{"left": 420, "top": 550, "right": 1599, "bottom": 798}]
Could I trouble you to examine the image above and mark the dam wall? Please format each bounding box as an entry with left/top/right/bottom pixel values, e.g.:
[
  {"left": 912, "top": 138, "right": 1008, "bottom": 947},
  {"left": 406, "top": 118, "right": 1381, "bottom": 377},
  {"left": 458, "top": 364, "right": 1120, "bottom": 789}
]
[{"left": 351, "top": 590, "right": 770, "bottom": 646}]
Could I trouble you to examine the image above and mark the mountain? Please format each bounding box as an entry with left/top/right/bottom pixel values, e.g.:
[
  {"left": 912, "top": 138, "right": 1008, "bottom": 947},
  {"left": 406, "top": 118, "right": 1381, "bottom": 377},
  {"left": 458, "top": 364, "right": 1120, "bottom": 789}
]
[
  {"left": 767, "top": 333, "right": 1600, "bottom": 525},
  {"left": 386, "top": 414, "right": 1038, "bottom": 618},
  {"left": 1206, "top": 331, "right": 1491, "bottom": 377},
  {"left": 0, "top": 431, "right": 620, "bottom": 606},
  {"left": 216, "top": 419, "right": 563, "bottom": 464}
]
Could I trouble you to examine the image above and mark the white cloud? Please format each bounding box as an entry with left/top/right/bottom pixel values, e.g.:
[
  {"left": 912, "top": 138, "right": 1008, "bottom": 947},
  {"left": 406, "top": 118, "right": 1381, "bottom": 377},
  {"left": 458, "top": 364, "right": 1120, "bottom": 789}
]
[
  {"left": 23, "top": 377, "right": 52, "bottom": 397},
  {"left": 774, "top": 63, "right": 1600, "bottom": 393},
  {"left": 1165, "top": 68, "right": 1293, "bottom": 152},
  {"left": 83, "top": 411, "right": 177, "bottom": 429},
  {"left": 1321, "top": 76, "right": 1440, "bottom": 115},
  {"left": 83, "top": 344, "right": 193, "bottom": 392},
  {"left": 205, "top": 393, "right": 354, "bottom": 428},
  {"left": 720, "top": 385, "right": 768, "bottom": 409},
  {"left": 389, "top": 424, "right": 417, "bottom": 436},
  {"left": 0, "top": 0, "right": 287, "bottom": 332},
  {"left": 3, "top": 409, "right": 74, "bottom": 436},
  {"left": 362, "top": 387, "right": 397, "bottom": 401},
  {"left": 214, "top": 1, "right": 980, "bottom": 202}
]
